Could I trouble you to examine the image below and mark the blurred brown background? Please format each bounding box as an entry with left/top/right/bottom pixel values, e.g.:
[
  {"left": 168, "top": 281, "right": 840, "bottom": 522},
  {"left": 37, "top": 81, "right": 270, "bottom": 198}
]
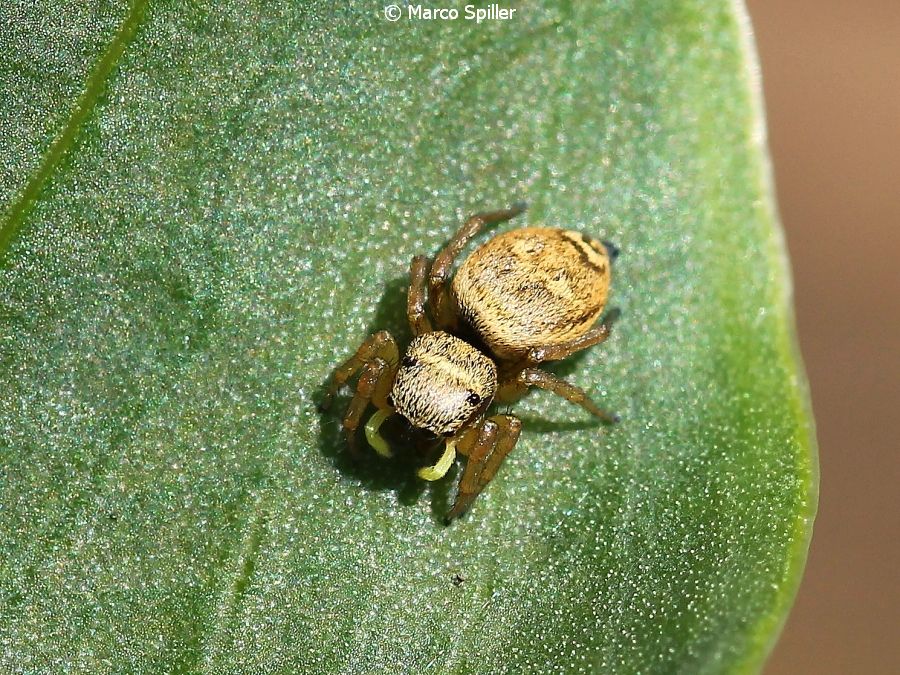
[{"left": 745, "top": 2, "right": 900, "bottom": 673}]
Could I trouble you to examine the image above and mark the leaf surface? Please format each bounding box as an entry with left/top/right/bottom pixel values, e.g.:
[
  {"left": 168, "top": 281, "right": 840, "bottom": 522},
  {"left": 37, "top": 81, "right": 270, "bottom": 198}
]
[{"left": 0, "top": 2, "right": 816, "bottom": 672}]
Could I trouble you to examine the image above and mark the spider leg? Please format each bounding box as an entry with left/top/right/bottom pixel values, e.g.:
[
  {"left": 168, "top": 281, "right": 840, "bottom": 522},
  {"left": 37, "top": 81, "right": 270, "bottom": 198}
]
[
  {"left": 407, "top": 255, "right": 433, "bottom": 336},
  {"left": 525, "top": 308, "right": 621, "bottom": 364},
  {"left": 320, "top": 330, "right": 399, "bottom": 410},
  {"left": 446, "top": 418, "right": 497, "bottom": 521},
  {"left": 514, "top": 368, "right": 619, "bottom": 424},
  {"left": 342, "top": 357, "right": 396, "bottom": 457},
  {"left": 428, "top": 203, "right": 527, "bottom": 329},
  {"left": 446, "top": 414, "right": 522, "bottom": 523}
]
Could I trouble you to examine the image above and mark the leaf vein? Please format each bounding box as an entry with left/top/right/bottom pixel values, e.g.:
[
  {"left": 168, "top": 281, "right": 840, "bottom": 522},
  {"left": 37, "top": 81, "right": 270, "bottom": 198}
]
[{"left": 0, "top": 0, "right": 149, "bottom": 259}]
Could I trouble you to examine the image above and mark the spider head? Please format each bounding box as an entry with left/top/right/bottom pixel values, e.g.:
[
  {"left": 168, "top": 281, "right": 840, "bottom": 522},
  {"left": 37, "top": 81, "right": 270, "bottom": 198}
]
[{"left": 389, "top": 331, "right": 497, "bottom": 437}]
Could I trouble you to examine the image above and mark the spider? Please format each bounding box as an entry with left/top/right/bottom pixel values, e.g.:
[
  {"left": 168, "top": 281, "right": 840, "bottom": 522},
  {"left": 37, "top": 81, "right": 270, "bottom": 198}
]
[{"left": 321, "top": 203, "right": 620, "bottom": 523}]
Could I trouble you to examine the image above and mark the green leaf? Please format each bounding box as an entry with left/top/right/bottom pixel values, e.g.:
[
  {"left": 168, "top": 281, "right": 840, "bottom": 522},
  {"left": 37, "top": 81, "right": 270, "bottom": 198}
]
[{"left": 0, "top": 1, "right": 816, "bottom": 672}]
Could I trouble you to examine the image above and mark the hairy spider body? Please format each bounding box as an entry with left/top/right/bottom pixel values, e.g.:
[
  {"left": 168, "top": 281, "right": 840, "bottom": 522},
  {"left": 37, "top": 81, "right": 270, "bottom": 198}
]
[
  {"left": 453, "top": 227, "right": 612, "bottom": 360},
  {"left": 389, "top": 332, "right": 497, "bottom": 437},
  {"left": 323, "top": 204, "right": 620, "bottom": 523}
]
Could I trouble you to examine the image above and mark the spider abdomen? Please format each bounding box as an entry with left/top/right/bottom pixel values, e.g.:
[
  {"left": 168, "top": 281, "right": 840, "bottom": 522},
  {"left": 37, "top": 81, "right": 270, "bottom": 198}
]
[{"left": 452, "top": 227, "right": 612, "bottom": 360}]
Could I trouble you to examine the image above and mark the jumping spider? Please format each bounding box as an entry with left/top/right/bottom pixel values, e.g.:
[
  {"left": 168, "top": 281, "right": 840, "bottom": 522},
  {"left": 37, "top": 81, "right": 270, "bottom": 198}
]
[{"left": 322, "top": 204, "right": 620, "bottom": 522}]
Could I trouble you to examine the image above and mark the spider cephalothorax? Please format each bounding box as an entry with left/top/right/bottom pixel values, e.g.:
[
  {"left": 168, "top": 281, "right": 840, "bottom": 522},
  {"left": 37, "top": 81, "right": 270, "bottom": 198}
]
[
  {"left": 389, "top": 332, "right": 497, "bottom": 437},
  {"left": 322, "top": 204, "right": 620, "bottom": 522}
]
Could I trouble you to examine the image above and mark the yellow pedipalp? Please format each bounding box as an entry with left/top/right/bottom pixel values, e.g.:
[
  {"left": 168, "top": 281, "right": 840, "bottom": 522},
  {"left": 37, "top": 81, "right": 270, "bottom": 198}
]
[
  {"left": 417, "top": 439, "right": 457, "bottom": 481},
  {"left": 365, "top": 409, "right": 394, "bottom": 458}
]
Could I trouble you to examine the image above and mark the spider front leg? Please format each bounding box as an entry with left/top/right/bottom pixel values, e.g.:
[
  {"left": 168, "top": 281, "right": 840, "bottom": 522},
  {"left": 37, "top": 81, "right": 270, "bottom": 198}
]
[
  {"left": 321, "top": 330, "right": 399, "bottom": 455},
  {"left": 445, "top": 414, "right": 522, "bottom": 523},
  {"left": 321, "top": 330, "right": 399, "bottom": 408},
  {"left": 428, "top": 203, "right": 527, "bottom": 329},
  {"left": 340, "top": 357, "right": 397, "bottom": 456}
]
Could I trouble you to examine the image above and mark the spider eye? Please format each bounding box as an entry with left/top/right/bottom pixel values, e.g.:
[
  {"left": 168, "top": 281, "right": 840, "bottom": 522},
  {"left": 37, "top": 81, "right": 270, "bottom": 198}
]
[
  {"left": 466, "top": 392, "right": 482, "bottom": 406},
  {"left": 401, "top": 355, "right": 417, "bottom": 368}
]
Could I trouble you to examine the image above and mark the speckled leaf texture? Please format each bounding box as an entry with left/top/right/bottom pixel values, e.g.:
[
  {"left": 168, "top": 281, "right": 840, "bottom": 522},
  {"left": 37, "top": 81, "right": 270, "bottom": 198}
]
[{"left": 0, "top": 1, "right": 816, "bottom": 673}]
